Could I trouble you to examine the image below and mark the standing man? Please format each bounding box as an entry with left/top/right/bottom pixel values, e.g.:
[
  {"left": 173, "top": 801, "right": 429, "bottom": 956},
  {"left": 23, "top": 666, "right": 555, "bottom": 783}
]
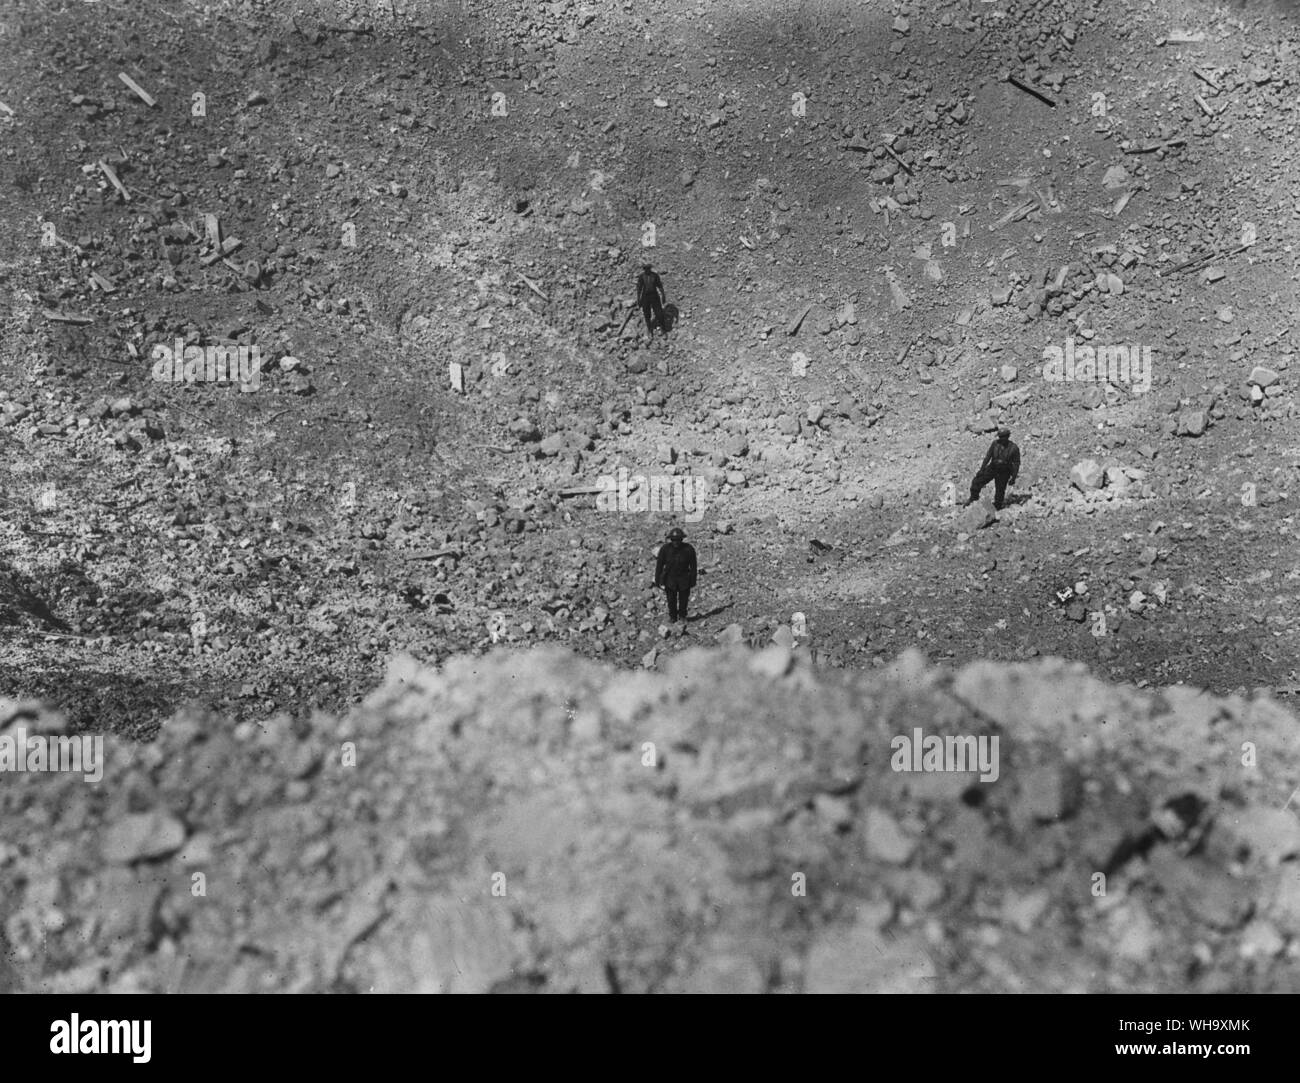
[
  {"left": 654, "top": 526, "right": 697, "bottom": 627},
  {"left": 966, "top": 427, "right": 1020, "bottom": 510},
  {"left": 636, "top": 261, "right": 667, "bottom": 342}
]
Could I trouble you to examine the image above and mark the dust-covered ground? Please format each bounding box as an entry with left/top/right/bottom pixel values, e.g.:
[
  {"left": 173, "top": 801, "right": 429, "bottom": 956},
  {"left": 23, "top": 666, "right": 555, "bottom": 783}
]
[{"left": 1, "top": 0, "right": 1299, "bottom": 993}]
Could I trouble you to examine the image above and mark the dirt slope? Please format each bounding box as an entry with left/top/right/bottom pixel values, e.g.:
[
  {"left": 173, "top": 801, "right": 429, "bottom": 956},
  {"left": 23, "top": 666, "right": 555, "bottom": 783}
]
[{"left": 2, "top": 0, "right": 1299, "bottom": 736}]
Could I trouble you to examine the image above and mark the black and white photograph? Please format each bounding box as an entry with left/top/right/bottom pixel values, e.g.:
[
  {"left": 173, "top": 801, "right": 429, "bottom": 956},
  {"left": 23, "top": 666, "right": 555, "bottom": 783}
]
[{"left": 0, "top": 0, "right": 1297, "bottom": 1054}]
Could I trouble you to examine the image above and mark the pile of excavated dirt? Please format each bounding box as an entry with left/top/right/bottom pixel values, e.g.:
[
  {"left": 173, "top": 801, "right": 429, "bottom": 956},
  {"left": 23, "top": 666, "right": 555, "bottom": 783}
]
[{"left": 3, "top": 645, "right": 1297, "bottom": 993}]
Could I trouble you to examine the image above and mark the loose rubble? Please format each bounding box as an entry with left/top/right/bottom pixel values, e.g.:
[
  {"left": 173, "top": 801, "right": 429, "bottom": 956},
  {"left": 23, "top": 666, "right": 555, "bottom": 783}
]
[{"left": 3, "top": 648, "right": 1297, "bottom": 993}]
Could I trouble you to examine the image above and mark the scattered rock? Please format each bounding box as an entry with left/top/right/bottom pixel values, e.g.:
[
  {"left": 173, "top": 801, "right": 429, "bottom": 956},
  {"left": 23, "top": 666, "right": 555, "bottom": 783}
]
[
  {"left": 863, "top": 807, "right": 915, "bottom": 864},
  {"left": 957, "top": 496, "right": 997, "bottom": 531},
  {"left": 1238, "top": 919, "right": 1285, "bottom": 960},
  {"left": 1214, "top": 808, "right": 1300, "bottom": 866},
  {"left": 1070, "top": 458, "right": 1104, "bottom": 490},
  {"left": 715, "top": 622, "right": 744, "bottom": 645},
  {"left": 1015, "top": 764, "right": 1082, "bottom": 822},
  {"left": 1102, "top": 165, "right": 1130, "bottom": 189},
  {"left": 1002, "top": 889, "right": 1051, "bottom": 934},
  {"left": 1248, "top": 366, "right": 1279, "bottom": 389},
  {"left": 1176, "top": 408, "right": 1209, "bottom": 437},
  {"left": 804, "top": 912, "right": 935, "bottom": 993},
  {"left": 749, "top": 643, "right": 792, "bottom": 678},
  {"left": 102, "top": 810, "right": 187, "bottom": 864},
  {"left": 509, "top": 417, "right": 541, "bottom": 441},
  {"left": 992, "top": 386, "right": 1030, "bottom": 408}
]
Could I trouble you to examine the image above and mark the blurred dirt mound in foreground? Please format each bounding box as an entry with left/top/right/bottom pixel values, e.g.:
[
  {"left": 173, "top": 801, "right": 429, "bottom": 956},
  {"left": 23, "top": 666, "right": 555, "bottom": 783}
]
[{"left": 3, "top": 646, "right": 1298, "bottom": 993}]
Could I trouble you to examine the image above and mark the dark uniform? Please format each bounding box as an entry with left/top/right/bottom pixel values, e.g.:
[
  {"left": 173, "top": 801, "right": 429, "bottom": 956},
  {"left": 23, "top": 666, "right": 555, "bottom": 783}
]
[
  {"left": 654, "top": 527, "right": 696, "bottom": 623},
  {"left": 968, "top": 428, "right": 1020, "bottom": 510},
  {"left": 636, "top": 263, "right": 667, "bottom": 339}
]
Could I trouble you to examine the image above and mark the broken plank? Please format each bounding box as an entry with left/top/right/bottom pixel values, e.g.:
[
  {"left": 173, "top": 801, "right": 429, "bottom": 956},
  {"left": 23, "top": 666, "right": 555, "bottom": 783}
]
[
  {"left": 98, "top": 160, "right": 130, "bottom": 201},
  {"left": 42, "top": 309, "right": 94, "bottom": 324},
  {"left": 1158, "top": 248, "right": 1218, "bottom": 277},
  {"left": 895, "top": 335, "right": 922, "bottom": 365},
  {"left": 1006, "top": 74, "right": 1056, "bottom": 107},
  {"left": 117, "top": 72, "right": 157, "bottom": 108},
  {"left": 992, "top": 199, "right": 1038, "bottom": 229},
  {"left": 201, "top": 238, "right": 243, "bottom": 265},
  {"left": 1158, "top": 241, "right": 1250, "bottom": 278},
  {"left": 558, "top": 486, "right": 605, "bottom": 497},
  {"left": 787, "top": 302, "right": 813, "bottom": 336},
  {"left": 404, "top": 547, "right": 461, "bottom": 560},
  {"left": 1123, "top": 138, "right": 1187, "bottom": 154},
  {"left": 882, "top": 142, "right": 914, "bottom": 174},
  {"left": 517, "top": 273, "right": 548, "bottom": 301}
]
